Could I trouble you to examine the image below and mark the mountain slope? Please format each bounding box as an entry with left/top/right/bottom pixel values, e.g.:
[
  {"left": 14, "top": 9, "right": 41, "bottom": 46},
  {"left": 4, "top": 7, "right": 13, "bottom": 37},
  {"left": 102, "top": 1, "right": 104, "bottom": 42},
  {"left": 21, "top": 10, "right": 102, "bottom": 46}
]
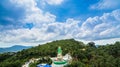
[
  {"left": 0, "top": 39, "right": 85, "bottom": 67},
  {"left": 0, "top": 39, "right": 119, "bottom": 67}
]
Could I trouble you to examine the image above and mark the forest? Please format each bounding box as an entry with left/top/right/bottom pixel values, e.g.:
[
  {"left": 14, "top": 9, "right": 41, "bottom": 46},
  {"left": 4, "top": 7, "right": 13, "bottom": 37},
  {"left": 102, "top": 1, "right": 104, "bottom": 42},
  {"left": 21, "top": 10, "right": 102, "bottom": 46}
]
[{"left": 0, "top": 39, "right": 120, "bottom": 67}]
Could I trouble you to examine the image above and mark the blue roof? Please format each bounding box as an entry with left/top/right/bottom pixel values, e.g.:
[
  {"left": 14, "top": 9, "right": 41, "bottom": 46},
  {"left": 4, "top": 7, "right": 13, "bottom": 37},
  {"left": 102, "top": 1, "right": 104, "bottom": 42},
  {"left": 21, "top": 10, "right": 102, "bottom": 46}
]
[
  {"left": 44, "top": 64, "right": 51, "bottom": 67},
  {"left": 37, "top": 64, "right": 51, "bottom": 67},
  {"left": 37, "top": 64, "right": 44, "bottom": 67}
]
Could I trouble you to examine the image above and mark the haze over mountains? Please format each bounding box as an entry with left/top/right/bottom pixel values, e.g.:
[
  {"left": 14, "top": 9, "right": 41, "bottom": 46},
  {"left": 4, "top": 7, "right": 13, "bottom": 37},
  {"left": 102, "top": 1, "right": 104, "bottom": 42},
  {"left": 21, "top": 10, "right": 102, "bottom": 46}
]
[{"left": 0, "top": 45, "right": 32, "bottom": 53}]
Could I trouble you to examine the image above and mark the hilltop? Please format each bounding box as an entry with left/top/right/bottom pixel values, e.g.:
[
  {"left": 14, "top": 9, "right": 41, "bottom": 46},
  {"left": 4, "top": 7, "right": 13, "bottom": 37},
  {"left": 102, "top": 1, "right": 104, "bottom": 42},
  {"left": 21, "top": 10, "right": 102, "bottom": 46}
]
[{"left": 0, "top": 39, "right": 120, "bottom": 67}]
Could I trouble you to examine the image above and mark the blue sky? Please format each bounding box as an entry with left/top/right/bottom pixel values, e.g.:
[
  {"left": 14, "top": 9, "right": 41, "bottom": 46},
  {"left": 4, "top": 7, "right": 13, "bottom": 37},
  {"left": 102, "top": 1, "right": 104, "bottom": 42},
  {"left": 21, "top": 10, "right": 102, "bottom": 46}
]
[
  {"left": 0, "top": 0, "right": 120, "bottom": 47},
  {"left": 44, "top": 0, "right": 102, "bottom": 21}
]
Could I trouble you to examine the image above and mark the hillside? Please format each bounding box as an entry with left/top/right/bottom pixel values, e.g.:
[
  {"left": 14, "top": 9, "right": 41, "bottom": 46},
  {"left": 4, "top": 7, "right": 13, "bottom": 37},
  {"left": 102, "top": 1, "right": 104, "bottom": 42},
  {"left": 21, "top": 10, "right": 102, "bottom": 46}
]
[
  {"left": 0, "top": 39, "right": 120, "bottom": 67},
  {"left": 0, "top": 45, "right": 32, "bottom": 53}
]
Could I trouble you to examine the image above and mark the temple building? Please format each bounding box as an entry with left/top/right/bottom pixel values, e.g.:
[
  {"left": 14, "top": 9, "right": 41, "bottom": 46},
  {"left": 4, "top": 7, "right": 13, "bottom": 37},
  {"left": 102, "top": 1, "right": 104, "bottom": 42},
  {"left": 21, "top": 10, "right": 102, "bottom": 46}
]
[{"left": 53, "top": 46, "right": 67, "bottom": 65}]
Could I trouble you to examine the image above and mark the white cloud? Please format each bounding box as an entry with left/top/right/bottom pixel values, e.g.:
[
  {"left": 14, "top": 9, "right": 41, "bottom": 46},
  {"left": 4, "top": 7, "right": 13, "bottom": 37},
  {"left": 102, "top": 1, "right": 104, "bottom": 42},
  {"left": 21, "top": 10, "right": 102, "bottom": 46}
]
[
  {"left": 0, "top": 0, "right": 120, "bottom": 47},
  {"left": 10, "top": 0, "right": 39, "bottom": 12},
  {"left": 1, "top": 8, "right": 120, "bottom": 47},
  {"left": 90, "top": 0, "right": 120, "bottom": 10},
  {"left": 10, "top": 0, "right": 56, "bottom": 26},
  {"left": 0, "top": 28, "right": 57, "bottom": 43},
  {"left": 77, "top": 9, "right": 120, "bottom": 40},
  {"left": 0, "top": 0, "right": 58, "bottom": 44},
  {"left": 0, "top": 18, "right": 80, "bottom": 45},
  {"left": 76, "top": 38, "right": 120, "bottom": 45},
  {"left": 44, "top": 0, "right": 64, "bottom": 5},
  {"left": 24, "top": 12, "right": 56, "bottom": 26},
  {"left": 93, "top": 38, "right": 120, "bottom": 45}
]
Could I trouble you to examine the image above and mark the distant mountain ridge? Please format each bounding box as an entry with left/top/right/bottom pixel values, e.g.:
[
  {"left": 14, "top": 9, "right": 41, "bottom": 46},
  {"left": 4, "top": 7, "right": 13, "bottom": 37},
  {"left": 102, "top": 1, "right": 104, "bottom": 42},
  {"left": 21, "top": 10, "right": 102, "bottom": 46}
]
[{"left": 0, "top": 45, "right": 32, "bottom": 53}]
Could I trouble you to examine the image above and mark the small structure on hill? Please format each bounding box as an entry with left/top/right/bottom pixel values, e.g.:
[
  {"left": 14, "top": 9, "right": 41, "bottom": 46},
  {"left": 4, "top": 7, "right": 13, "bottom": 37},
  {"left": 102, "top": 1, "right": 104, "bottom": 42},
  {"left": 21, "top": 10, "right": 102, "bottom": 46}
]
[
  {"left": 53, "top": 46, "right": 67, "bottom": 65},
  {"left": 63, "top": 53, "right": 72, "bottom": 62}
]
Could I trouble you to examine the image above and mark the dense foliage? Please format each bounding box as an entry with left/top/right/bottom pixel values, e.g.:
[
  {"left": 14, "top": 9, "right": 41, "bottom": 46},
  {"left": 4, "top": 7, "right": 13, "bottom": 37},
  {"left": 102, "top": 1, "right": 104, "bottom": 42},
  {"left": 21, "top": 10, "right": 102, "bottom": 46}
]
[
  {"left": 65, "top": 41, "right": 120, "bottom": 67},
  {"left": 0, "top": 39, "right": 120, "bottom": 67}
]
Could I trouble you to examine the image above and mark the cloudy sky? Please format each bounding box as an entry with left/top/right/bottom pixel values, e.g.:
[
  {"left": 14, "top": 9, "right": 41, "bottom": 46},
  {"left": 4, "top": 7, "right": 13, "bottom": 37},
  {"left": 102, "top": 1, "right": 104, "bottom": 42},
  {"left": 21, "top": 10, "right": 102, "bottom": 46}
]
[{"left": 0, "top": 0, "right": 120, "bottom": 47}]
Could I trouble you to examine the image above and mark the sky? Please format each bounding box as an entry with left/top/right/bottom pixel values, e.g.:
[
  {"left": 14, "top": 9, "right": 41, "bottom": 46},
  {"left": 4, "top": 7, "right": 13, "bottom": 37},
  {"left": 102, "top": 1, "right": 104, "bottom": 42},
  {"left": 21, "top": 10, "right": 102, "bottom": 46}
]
[{"left": 0, "top": 0, "right": 120, "bottom": 47}]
